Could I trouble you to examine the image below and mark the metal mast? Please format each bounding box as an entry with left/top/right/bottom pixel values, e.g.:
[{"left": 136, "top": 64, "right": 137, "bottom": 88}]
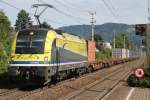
[
  {"left": 124, "top": 35, "right": 126, "bottom": 49},
  {"left": 147, "top": 0, "right": 150, "bottom": 66},
  {"left": 113, "top": 31, "right": 116, "bottom": 48},
  {"left": 89, "top": 12, "right": 96, "bottom": 41}
]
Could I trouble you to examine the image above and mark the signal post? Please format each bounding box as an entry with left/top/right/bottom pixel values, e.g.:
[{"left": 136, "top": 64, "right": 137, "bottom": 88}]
[
  {"left": 135, "top": 24, "right": 148, "bottom": 66},
  {"left": 147, "top": 25, "right": 150, "bottom": 67},
  {"left": 147, "top": 0, "right": 150, "bottom": 67}
]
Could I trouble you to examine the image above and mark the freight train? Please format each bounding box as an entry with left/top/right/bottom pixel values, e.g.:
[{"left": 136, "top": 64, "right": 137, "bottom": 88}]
[{"left": 8, "top": 27, "right": 136, "bottom": 85}]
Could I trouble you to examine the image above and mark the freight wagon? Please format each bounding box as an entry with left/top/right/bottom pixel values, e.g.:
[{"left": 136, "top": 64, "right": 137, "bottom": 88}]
[{"left": 112, "top": 48, "right": 130, "bottom": 59}]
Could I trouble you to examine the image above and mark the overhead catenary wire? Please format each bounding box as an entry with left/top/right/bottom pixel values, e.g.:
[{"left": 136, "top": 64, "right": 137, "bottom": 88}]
[
  {"left": 54, "top": 0, "right": 89, "bottom": 13},
  {"left": 105, "top": 0, "right": 121, "bottom": 21},
  {"left": 106, "top": 0, "right": 117, "bottom": 13},
  {"left": 53, "top": 8, "right": 87, "bottom": 24},
  {"left": 64, "top": 0, "right": 90, "bottom": 12},
  {"left": 101, "top": 0, "right": 120, "bottom": 22},
  {"left": 0, "top": 0, "right": 69, "bottom": 26},
  {"left": 99, "top": 0, "right": 121, "bottom": 23},
  {"left": 36, "top": 0, "right": 88, "bottom": 24},
  {"left": 53, "top": 0, "right": 104, "bottom": 25},
  {"left": 54, "top": 0, "right": 90, "bottom": 20},
  {"left": 37, "top": 0, "right": 105, "bottom": 25},
  {"left": 0, "top": 0, "right": 20, "bottom": 10},
  {"left": 61, "top": 0, "right": 103, "bottom": 23},
  {"left": 63, "top": 0, "right": 103, "bottom": 23}
]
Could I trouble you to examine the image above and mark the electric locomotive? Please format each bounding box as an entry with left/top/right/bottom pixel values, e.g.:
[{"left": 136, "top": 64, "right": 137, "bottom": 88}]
[{"left": 9, "top": 27, "right": 89, "bottom": 84}]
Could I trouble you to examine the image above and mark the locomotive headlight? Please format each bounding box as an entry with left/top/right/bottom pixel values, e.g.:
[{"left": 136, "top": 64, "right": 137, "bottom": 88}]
[
  {"left": 44, "top": 56, "right": 48, "bottom": 61},
  {"left": 30, "top": 32, "right": 34, "bottom": 35},
  {"left": 16, "top": 70, "right": 20, "bottom": 75},
  {"left": 29, "top": 32, "right": 34, "bottom": 48},
  {"left": 26, "top": 71, "right": 30, "bottom": 80}
]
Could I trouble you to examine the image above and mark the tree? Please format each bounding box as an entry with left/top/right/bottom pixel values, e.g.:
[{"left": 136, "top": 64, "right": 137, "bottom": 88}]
[
  {"left": 0, "top": 10, "right": 11, "bottom": 54},
  {"left": 0, "top": 10, "right": 11, "bottom": 73},
  {"left": 0, "top": 11, "right": 11, "bottom": 40},
  {"left": 112, "top": 32, "right": 131, "bottom": 49},
  {"left": 15, "top": 10, "right": 31, "bottom": 31},
  {"left": 41, "top": 21, "right": 52, "bottom": 29},
  {"left": 94, "top": 34, "right": 103, "bottom": 42},
  {"left": 96, "top": 48, "right": 111, "bottom": 60}
]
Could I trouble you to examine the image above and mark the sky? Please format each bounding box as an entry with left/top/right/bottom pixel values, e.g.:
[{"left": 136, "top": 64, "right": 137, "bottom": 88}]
[{"left": 0, "top": 0, "right": 148, "bottom": 28}]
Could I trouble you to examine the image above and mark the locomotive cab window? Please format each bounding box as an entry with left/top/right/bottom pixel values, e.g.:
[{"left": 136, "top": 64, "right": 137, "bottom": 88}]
[{"left": 15, "top": 29, "right": 48, "bottom": 54}]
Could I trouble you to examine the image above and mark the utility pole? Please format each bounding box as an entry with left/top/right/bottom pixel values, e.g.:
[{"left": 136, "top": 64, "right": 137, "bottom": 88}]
[
  {"left": 89, "top": 12, "right": 96, "bottom": 41},
  {"left": 124, "top": 35, "right": 126, "bottom": 49},
  {"left": 129, "top": 31, "right": 132, "bottom": 50},
  {"left": 123, "top": 35, "right": 127, "bottom": 58},
  {"left": 113, "top": 31, "right": 116, "bottom": 48},
  {"left": 147, "top": 0, "right": 150, "bottom": 67}
]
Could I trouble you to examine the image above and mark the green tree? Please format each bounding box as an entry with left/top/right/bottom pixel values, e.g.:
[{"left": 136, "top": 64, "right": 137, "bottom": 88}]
[
  {"left": 0, "top": 11, "right": 11, "bottom": 73},
  {"left": 96, "top": 48, "right": 111, "bottom": 60},
  {"left": 94, "top": 34, "right": 103, "bottom": 42},
  {"left": 112, "top": 32, "right": 131, "bottom": 49},
  {"left": 15, "top": 10, "right": 31, "bottom": 31},
  {"left": 41, "top": 21, "right": 52, "bottom": 29}
]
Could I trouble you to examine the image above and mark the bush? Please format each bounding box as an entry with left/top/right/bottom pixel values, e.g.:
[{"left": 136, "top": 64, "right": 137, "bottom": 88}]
[
  {"left": 96, "top": 48, "right": 111, "bottom": 60},
  {"left": 127, "top": 68, "right": 150, "bottom": 88},
  {"left": 0, "top": 11, "right": 11, "bottom": 73}
]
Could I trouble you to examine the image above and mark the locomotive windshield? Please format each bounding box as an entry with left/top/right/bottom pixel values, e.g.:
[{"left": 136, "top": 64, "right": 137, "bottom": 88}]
[{"left": 15, "top": 29, "right": 48, "bottom": 54}]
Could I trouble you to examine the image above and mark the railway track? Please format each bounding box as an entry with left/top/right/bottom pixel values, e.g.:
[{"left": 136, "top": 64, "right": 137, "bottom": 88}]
[
  {"left": 58, "top": 58, "right": 145, "bottom": 100},
  {"left": 0, "top": 86, "right": 49, "bottom": 100},
  {"left": 0, "top": 89, "right": 18, "bottom": 97},
  {"left": 20, "top": 64, "right": 131, "bottom": 100},
  {"left": 19, "top": 58, "right": 144, "bottom": 100},
  {"left": 0, "top": 58, "right": 145, "bottom": 100},
  {"left": 59, "top": 66, "right": 130, "bottom": 100}
]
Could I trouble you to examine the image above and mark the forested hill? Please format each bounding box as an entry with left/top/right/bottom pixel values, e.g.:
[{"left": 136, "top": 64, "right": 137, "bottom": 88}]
[{"left": 59, "top": 23, "right": 142, "bottom": 46}]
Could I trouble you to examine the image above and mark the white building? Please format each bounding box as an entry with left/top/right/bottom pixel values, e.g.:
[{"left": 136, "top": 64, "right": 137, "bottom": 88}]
[{"left": 103, "top": 42, "right": 112, "bottom": 49}]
